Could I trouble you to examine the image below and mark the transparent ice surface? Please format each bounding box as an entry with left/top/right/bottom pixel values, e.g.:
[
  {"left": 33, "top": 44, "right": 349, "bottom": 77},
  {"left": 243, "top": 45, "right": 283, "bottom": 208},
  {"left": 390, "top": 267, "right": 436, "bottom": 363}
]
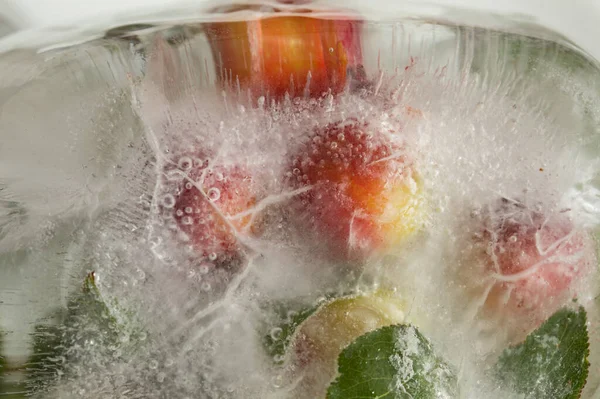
[{"left": 0, "top": 7, "right": 600, "bottom": 399}]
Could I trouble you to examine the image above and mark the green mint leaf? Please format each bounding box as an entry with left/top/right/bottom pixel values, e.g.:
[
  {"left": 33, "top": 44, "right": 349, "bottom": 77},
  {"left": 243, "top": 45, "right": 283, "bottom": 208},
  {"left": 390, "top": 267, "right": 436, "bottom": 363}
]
[
  {"left": 494, "top": 307, "right": 590, "bottom": 399},
  {"left": 326, "top": 324, "right": 458, "bottom": 399}
]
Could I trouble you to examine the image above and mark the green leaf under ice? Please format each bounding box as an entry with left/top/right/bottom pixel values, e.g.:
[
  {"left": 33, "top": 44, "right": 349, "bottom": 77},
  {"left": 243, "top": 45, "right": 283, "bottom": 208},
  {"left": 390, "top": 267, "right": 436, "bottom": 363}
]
[
  {"left": 24, "top": 322, "right": 66, "bottom": 396},
  {"left": 494, "top": 307, "right": 590, "bottom": 399},
  {"left": 25, "top": 272, "right": 145, "bottom": 395},
  {"left": 0, "top": 332, "right": 27, "bottom": 398},
  {"left": 0, "top": 333, "right": 9, "bottom": 395},
  {"left": 0, "top": 333, "right": 5, "bottom": 371},
  {"left": 326, "top": 324, "right": 458, "bottom": 399}
]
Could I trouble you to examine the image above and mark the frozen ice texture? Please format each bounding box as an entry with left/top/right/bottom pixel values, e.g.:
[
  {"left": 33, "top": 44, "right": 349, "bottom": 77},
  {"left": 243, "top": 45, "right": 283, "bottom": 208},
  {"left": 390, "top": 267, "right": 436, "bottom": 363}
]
[{"left": 1, "top": 15, "right": 600, "bottom": 399}]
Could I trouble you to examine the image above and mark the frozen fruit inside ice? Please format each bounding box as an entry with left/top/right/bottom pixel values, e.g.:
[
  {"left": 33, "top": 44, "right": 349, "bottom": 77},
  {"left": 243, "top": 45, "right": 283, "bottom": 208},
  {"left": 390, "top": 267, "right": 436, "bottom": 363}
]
[
  {"left": 294, "top": 292, "right": 406, "bottom": 364},
  {"left": 289, "top": 291, "right": 406, "bottom": 396},
  {"left": 288, "top": 119, "right": 423, "bottom": 259},
  {"left": 467, "top": 200, "right": 596, "bottom": 329},
  {"left": 205, "top": 15, "right": 362, "bottom": 101},
  {"left": 163, "top": 157, "right": 258, "bottom": 262}
]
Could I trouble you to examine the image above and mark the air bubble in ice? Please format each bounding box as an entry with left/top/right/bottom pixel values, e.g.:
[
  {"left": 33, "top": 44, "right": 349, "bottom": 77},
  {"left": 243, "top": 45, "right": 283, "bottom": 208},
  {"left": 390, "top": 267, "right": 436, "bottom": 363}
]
[
  {"left": 185, "top": 206, "right": 193, "bottom": 214},
  {"left": 185, "top": 182, "right": 193, "bottom": 190},
  {"left": 271, "top": 374, "right": 284, "bottom": 388},
  {"left": 201, "top": 282, "right": 211, "bottom": 291},
  {"left": 208, "top": 187, "right": 221, "bottom": 201},
  {"left": 194, "top": 158, "right": 205, "bottom": 168},
  {"left": 157, "top": 372, "right": 166, "bottom": 383},
  {"left": 162, "top": 194, "right": 176, "bottom": 208},
  {"left": 215, "top": 172, "right": 224, "bottom": 181},
  {"left": 330, "top": 141, "right": 338, "bottom": 149},
  {"left": 149, "top": 360, "right": 159, "bottom": 370},
  {"left": 208, "top": 252, "right": 218, "bottom": 261},
  {"left": 178, "top": 156, "right": 193, "bottom": 171},
  {"left": 182, "top": 216, "right": 193, "bottom": 225},
  {"left": 176, "top": 209, "right": 184, "bottom": 217},
  {"left": 270, "top": 327, "right": 283, "bottom": 341},
  {"left": 199, "top": 264, "right": 210, "bottom": 274}
]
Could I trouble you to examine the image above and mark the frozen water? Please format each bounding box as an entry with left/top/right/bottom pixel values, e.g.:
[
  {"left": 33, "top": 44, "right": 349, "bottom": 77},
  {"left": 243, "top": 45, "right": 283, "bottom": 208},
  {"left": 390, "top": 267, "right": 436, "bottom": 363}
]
[{"left": 1, "top": 11, "right": 600, "bottom": 399}]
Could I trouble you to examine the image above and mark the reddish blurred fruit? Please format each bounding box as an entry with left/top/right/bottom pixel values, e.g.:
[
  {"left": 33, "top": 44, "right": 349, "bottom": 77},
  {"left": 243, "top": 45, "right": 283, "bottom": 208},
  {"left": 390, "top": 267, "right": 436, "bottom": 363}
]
[
  {"left": 205, "top": 14, "right": 363, "bottom": 101},
  {"left": 287, "top": 119, "right": 424, "bottom": 260},
  {"left": 468, "top": 199, "right": 596, "bottom": 332},
  {"left": 164, "top": 157, "right": 258, "bottom": 262}
]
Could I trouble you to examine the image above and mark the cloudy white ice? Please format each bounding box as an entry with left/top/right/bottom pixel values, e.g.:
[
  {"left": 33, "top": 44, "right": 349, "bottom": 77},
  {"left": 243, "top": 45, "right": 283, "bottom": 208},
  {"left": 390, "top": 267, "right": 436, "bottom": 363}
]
[{"left": 1, "top": 9, "right": 600, "bottom": 399}]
